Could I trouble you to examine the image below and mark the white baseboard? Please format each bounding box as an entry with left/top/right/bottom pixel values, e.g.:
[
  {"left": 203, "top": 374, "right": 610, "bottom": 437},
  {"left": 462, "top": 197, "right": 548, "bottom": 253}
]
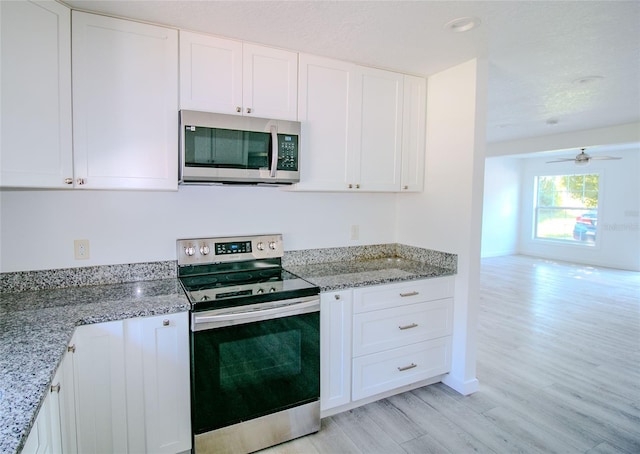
[{"left": 441, "top": 374, "right": 479, "bottom": 395}]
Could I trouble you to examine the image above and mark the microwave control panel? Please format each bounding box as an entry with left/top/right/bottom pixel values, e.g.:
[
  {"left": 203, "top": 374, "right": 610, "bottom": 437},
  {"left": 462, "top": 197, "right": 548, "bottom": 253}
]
[{"left": 277, "top": 134, "right": 298, "bottom": 171}]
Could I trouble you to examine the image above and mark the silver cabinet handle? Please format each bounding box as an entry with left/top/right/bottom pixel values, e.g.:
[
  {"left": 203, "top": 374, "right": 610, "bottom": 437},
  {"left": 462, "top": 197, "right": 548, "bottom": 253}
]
[
  {"left": 64, "top": 178, "right": 73, "bottom": 185},
  {"left": 50, "top": 383, "right": 61, "bottom": 393},
  {"left": 236, "top": 106, "right": 241, "bottom": 113},
  {"left": 348, "top": 184, "right": 353, "bottom": 189},
  {"left": 67, "top": 344, "right": 76, "bottom": 353},
  {"left": 403, "top": 185, "right": 409, "bottom": 190},
  {"left": 398, "top": 323, "right": 418, "bottom": 330},
  {"left": 163, "top": 319, "right": 170, "bottom": 326},
  {"left": 397, "top": 363, "right": 417, "bottom": 372},
  {"left": 246, "top": 107, "right": 252, "bottom": 114},
  {"left": 76, "top": 178, "right": 86, "bottom": 185},
  {"left": 400, "top": 291, "right": 419, "bottom": 297},
  {"left": 334, "top": 294, "right": 341, "bottom": 300},
  {"left": 269, "top": 125, "right": 278, "bottom": 178},
  {"left": 356, "top": 184, "right": 360, "bottom": 189}
]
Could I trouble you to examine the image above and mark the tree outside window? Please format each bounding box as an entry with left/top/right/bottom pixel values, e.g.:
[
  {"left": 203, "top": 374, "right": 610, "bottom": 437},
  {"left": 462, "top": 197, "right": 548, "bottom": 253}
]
[{"left": 535, "top": 174, "right": 599, "bottom": 245}]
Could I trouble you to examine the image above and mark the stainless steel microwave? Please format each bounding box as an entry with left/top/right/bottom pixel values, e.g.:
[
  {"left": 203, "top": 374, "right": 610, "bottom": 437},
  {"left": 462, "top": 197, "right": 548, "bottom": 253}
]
[{"left": 179, "top": 110, "right": 301, "bottom": 185}]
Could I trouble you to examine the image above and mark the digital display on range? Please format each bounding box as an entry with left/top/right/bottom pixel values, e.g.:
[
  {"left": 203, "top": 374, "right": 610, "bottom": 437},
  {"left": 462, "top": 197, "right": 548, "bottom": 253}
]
[{"left": 215, "top": 241, "right": 252, "bottom": 255}]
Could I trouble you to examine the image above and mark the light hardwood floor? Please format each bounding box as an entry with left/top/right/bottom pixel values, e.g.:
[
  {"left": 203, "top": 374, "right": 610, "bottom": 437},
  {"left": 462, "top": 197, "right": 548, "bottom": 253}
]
[{"left": 263, "top": 255, "right": 640, "bottom": 454}]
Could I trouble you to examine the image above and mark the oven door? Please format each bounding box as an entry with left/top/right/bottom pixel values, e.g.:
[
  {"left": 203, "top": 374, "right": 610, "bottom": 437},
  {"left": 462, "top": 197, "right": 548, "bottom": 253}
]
[{"left": 190, "top": 296, "right": 320, "bottom": 435}]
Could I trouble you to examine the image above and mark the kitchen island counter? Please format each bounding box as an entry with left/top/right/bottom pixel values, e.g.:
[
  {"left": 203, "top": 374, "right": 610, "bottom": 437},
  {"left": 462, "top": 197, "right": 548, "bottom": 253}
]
[{"left": 0, "top": 278, "right": 189, "bottom": 454}]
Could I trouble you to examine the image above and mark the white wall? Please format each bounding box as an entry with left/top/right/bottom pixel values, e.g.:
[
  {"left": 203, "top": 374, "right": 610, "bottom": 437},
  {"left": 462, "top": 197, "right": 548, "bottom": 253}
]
[
  {"left": 0, "top": 186, "right": 396, "bottom": 272},
  {"left": 518, "top": 149, "right": 640, "bottom": 271},
  {"left": 481, "top": 156, "right": 521, "bottom": 257},
  {"left": 396, "top": 58, "right": 488, "bottom": 395}
]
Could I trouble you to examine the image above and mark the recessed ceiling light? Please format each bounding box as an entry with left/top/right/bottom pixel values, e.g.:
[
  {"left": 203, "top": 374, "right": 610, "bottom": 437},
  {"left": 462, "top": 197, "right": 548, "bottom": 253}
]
[
  {"left": 572, "top": 75, "right": 604, "bottom": 85},
  {"left": 546, "top": 118, "right": 559, "bottom": 126},
  {"left": 444, "top": 16, "right": 481, "bottom": 33}
]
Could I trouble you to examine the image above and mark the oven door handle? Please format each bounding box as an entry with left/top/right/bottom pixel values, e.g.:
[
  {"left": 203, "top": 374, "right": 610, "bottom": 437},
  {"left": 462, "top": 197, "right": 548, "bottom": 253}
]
[{"left": 192, "top": 296, "right": 319, "bottom": 330}]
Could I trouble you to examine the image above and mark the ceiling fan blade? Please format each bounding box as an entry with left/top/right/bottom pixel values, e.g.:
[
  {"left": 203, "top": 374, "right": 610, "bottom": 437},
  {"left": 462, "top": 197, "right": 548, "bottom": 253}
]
[
  {"left": 546, "top": 158, "right": 576, "bottom": 163},
  {"left": 588, "top": 156, "right": 622, "bottom": 160}
]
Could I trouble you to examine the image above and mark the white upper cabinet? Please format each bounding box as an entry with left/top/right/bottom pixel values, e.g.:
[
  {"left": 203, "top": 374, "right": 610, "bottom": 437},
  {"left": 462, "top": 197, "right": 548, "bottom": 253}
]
[
  {"left": 1, "top": 0, "right": 73, "bottom": 188},
  {"left": 179, "top": 32, "right": 243, "bottom": 115},
  {"left": 295, "top": 54, "right": 357, "bottom": 191},
  {"left": 354, "top": 66, "right": 403, "bottom": 192},
  {"left": 72, "top": 11, "right": 179, "bottom": 190},
  {"left": 295, "top": 56, "right": 408, "bottom": 192},
  {"left": 180, "top": 31, "right": 298, "bottom": 120},
  {"left": 401, "top": 75, "right": 426, "bottom": 192}
]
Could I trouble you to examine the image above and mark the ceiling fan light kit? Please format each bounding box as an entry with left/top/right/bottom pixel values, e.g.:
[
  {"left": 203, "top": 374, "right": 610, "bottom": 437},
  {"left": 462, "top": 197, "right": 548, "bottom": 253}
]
[{"left": 546, "top": 148, "right": 622, "bottom": 165}]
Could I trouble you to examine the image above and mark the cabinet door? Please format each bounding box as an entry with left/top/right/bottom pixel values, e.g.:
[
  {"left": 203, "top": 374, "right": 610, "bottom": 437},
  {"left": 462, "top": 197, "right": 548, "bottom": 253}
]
[
  {"left": 21, "top": 388, "right": 54, "bottom": 454},
  {"left": 72, "top": 11, "right": 178, "bottom": 190},
  {"left": 179, "top": 31, "right": 243, "bottom": 114},
  {"left": 243, "top": 43, "right": 298, "bottom": 120},
  {"left": 295, "top": 54, "right": 358, "bottom": 191},
  {"left": 401, "top": 75, "right": 426, "bottom": 192},
  {"left": 0, "top": 0, "right": 73, "bottom": 188},
  {"left": 354, "top": 66, "right": 403, "bottom": 191},
  {"left": 58, "top": 352, "right": 78, "bottom": 454},
  {"left": 72, "top": 320, "right": 128, "bottom": 454},
  {"left": 125, "top": 312, "right": 191, "bottom": 454},
  {"left": 320, "top": 290, "right": 353, "bottom": 412}
]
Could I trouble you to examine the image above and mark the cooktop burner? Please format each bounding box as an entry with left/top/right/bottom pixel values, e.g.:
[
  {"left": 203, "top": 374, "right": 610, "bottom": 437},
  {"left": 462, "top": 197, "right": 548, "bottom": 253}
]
[{"left": 177, "top": 234, "right": 319, "bottom": 311}]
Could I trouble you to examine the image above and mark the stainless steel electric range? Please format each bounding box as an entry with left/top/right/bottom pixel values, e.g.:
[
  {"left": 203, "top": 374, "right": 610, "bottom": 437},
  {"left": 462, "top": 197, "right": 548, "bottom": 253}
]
[{"left": 176, "top": 234, "right": 320, "bottom": 454}]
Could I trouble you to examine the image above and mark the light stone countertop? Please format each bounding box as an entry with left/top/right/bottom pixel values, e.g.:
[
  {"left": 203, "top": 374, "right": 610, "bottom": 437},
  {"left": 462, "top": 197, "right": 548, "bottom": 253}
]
[
  {"left": 287, "top": 257, "right": 455, "bottom": 291},
  {"left": 0, "top": 278, "right": 189, "bottom": 454}
]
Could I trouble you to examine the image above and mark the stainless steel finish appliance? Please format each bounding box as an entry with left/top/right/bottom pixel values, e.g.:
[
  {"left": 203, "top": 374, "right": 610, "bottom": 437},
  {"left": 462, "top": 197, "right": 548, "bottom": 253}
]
[
  {"left": 179, "top": 111, "right": 301, "bottom": 185},
  {"left": 177, "top": 234, "right": 320, "bottom": 454}
]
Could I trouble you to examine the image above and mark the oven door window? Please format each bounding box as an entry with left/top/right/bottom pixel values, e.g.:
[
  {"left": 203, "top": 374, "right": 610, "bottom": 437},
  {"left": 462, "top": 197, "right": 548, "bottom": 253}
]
[
  {"left": 191, "top": 311, "right": 319, "bottom": 434},
  {"left": 184, "top": 127, "right": 270, "bottom": 169}
]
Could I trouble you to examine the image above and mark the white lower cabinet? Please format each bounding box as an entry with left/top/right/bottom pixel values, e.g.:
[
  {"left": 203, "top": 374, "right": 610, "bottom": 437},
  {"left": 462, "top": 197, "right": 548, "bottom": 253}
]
[
  {"left": 352, "top": 337, "right": 451, "bottom": 401},
  {"left": 320, "top": 290, "right": 353, "bottom": 412},
  {"left": 21, "top": 386, "right": 54, "bottom": 454},
  {"left": 72, "top": 319, "right": 129, "bottom": 453},
  {"left": 125, "top": 313, "right": 191, "bottom": 454},
  {"left": 320, "top": 277, "right": 453, "bottom": 414},
  {"left": 27, "top": 312, "right": 191, "bottom": 454},
  {"left": 22, "top": 348, "right": 77, "bottom": 454}
]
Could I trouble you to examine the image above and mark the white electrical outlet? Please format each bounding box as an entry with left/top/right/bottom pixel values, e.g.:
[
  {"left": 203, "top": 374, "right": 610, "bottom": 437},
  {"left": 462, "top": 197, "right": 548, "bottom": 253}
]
[
  {"left": 74, "top": 239, "right": 90, "bottom": 260},
  {"left": 350, "top": 225, "right": 360, "bottom": 241}
]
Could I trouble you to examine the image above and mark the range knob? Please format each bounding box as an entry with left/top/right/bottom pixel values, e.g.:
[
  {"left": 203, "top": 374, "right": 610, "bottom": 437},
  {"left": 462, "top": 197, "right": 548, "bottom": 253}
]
[
  {"left": 269, "top": 241, "right": 277, "bottom": 250},
  {"left": 256, "top": 288, "right": 264, "bottom": 294},
  {"left": 257, "top": 242, "right": 265, "bottom": 251},
  {"left": 269, "top": 287, "right": 276, "bottom": 293},
  {"left": 185, "top": 246, "right": 196, "bottom": 256},
  {"left": 200, "top": 245, "right": 210, "bottom": 255}
]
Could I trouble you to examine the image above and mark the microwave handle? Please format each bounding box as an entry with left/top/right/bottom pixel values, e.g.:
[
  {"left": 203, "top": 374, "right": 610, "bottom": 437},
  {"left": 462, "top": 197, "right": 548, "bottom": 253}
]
[{"left": 269, "top": 125, "right": 278, "bottom": 178}]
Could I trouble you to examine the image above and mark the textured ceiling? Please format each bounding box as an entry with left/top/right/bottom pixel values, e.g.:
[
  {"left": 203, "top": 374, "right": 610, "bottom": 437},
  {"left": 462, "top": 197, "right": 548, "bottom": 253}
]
[{"left": 63, "top": 0, "right": 640, "bottom": 147}]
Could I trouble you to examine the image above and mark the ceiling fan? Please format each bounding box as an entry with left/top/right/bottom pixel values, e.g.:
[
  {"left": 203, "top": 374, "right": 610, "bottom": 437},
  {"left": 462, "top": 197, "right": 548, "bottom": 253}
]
[{"left": 546, "top": 148, "right": 622, "bottom": 166}]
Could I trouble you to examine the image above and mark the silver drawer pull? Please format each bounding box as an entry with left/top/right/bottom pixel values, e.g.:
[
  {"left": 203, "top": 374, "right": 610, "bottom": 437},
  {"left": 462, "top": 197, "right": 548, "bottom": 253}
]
[
  {"left": 399, "top": 323, "right": 418, "bottom": 330},
  {"left": 399, "top": 291, "right": 419, "bottom": 297},
  {"left": 397, "top": 363, "right": 417, "bottom": 372},
  {"left": 50, "top": 383, "right": 61, "bottom": 393}
]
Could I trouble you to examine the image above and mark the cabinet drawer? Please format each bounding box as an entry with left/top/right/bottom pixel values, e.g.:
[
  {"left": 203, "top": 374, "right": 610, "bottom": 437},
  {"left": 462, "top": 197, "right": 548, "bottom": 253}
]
[
  {"left": 353, "top": 277, "right": 453, "bottom": 313},
  {"left": 353, "top": 299, "right": 452, "bottom": 357},
  {"left": 352, "top": 337, "right": 451, "bottom": 401}
]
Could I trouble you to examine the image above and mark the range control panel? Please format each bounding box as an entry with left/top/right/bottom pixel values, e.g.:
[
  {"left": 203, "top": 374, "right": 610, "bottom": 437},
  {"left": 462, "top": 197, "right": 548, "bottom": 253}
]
[{"left": 177, "top": 234, "right": 283, "bottom": 266}]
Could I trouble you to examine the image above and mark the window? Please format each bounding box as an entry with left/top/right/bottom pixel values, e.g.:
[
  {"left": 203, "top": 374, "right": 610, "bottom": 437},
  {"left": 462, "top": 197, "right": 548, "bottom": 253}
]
[{"left": 534, "top": 174, "right": 599, "bottom": 245}]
